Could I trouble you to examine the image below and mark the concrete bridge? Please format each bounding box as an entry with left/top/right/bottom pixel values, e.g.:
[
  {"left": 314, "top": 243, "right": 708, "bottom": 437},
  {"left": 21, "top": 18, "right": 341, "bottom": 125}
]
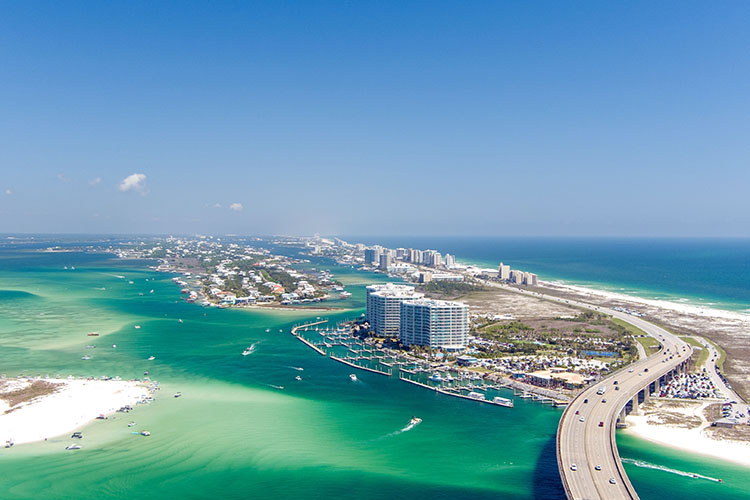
[{"left": 556, "top": 310, "right": 692, "bottom": 500}]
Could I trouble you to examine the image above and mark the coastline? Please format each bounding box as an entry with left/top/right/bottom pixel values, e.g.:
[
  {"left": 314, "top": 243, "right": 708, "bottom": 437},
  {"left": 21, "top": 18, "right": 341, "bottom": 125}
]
[
  {"left": 540, "top": 280, "right": 750, "bottom": 323},
  {"left": 0, "top": 378, "right": 152, "bottom": 446},
  {"left": 623, "top": 401, "right": 750, "bottom": 468}
]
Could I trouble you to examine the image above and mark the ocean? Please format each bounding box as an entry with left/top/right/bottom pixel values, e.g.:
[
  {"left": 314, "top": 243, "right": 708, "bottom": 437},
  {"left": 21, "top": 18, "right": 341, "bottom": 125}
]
[
  {"left": 344, "top": 236, "right": 750, "bottom": 313},
  {"left": 0, "top": 241, "right": 747, "bottom": 499}
]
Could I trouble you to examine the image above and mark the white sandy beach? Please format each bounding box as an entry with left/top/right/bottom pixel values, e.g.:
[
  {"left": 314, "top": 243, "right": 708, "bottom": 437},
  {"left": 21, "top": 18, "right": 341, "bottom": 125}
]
[
  {"left": 625, "top": 402, "right": 750, "bottom": 468},
  {"left": 0, "top": 378, "right": 149, "bottom": 445},
  {"left": 541, "top": 280, "right": 750, "bottom": 323}
]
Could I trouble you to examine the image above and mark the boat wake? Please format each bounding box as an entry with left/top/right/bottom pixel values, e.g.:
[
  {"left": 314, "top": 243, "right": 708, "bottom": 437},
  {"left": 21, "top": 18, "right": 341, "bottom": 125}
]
[
  {"left": 378, "top": 418, "right": 422, "bottom": 439},
  {"left": 288, "top": 366, "right": 304, "bottom": 371},
  {"left": 621, "top": 458, "right": 723, "bottom": 483}
]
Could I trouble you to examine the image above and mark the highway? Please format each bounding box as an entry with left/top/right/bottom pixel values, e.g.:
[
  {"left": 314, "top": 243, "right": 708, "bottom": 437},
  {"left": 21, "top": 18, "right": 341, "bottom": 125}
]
[
  {"left": 555, "top": 302, "right": 692, "bottom": 500},
  {"left": 480, "top": 281, "right": 694, "bottom": 500}
]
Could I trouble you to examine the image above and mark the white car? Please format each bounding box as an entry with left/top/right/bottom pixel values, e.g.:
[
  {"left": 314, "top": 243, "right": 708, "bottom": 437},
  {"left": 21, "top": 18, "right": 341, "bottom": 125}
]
[
  {"left": 570, "top": 464, "right": 577, "bottom": 471},
  {"left": 595, "top": 465, "right": 602, "bottom": 471},
  {"left": 579, "top": 417, "right": 585, "bottom": 422},
  {"left": 609, "top": 478, "right": 616, "bottom": 484}
]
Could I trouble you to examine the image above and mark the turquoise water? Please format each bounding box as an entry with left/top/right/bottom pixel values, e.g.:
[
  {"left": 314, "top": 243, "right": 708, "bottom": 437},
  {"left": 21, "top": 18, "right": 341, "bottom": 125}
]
[
  {"left": 345, "top": 236, "right": 750, "bottom": 313},
  {"left": 0, "top": 245, "right": 747, "bottom": 499}
]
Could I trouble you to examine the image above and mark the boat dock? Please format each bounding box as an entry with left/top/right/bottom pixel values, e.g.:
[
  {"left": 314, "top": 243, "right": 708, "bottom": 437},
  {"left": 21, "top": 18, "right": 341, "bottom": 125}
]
[{"left": 330, "top": 355, "right": 392, "bottom": 376}]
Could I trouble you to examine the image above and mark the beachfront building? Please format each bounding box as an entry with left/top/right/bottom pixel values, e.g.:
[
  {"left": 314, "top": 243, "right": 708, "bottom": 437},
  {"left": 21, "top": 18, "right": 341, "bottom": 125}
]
[
  {"left": 366, "top": 284, "right": 424, "bottom": 336},
  {"left": 399, "top": 298, "right": 469, "bottom": 350},
  {"left": 498, "top": 262, "right": 510, "bottom": 281}
]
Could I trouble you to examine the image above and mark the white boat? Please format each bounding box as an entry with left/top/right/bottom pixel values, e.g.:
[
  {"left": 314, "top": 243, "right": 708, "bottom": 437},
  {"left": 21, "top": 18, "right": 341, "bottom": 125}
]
[
  {"left": 81, "top": 355, "right": 91, "bottom": 360},
  {"left": 174, "top": 392, "right": 182, "bottom": 398},
  {"left": 468, "top": 391, "right": 485, "bottom": 401},
  {"left": 178, "top": 319, "right": 183, "bottom": 323},
  {"left": 295, "top": 375, "right": 302, "bottom": 381},
  {"left": 148, "top": 356, "right": 155, "bottom": 361},
  {"left": 112, "top": 344, "right": 117, "bottom": 348},
  {"left": 410, "top": 416, "right": 422, "bottom": 425},
  {"left": 428, "top": 372, "right": 443, "bottom": 382},
  {"left": 265, "top": 329, "right": 270, "bottom": 333},
  {"left": 140, "top": 431, "right": 151, "bottom": 436},
  {"left": 339, "top": 291, "right": 352, "bottom": 298},
  {"left": 134, "top": 325, "right": 141, "bottom": 329},
  {"left": 492, "top": 396, "right": 514, "bottom": 408},
  {"left": 349, "top": 374, "right": 357, "bottom": 382},
  {"left": 127, "top": 422, "right": 136, "bottom": 427},
  {"left": 65, "top": 444, "right": 81, "bottom": 450},
  {"left": 444, "top": 374, "right": 455, "bottom": 382}
]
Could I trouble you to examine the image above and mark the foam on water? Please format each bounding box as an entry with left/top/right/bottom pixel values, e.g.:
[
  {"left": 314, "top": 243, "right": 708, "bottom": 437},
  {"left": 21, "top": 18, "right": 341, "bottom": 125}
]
[{"left": 622, "top": 458, "right": 723, "bottom": 483}]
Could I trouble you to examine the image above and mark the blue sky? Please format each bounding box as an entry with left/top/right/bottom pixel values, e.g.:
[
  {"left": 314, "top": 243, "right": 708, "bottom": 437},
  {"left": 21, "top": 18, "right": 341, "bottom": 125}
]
[{"left": 1, "top": 1, "right": 748, "bottom": 236}]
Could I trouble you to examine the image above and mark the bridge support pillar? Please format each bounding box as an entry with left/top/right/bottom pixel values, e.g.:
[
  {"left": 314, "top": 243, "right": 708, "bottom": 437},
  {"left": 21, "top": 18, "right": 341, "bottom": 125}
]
[
  {"left": 643, "top": 387, "right": 650, "bottom": 404},
  {"left": 631, "top": 395, "right": 641, "bottom": 415}
]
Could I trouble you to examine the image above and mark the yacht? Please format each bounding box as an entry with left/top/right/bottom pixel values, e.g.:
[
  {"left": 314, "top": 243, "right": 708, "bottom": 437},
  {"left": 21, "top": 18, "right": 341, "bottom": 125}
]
[
  {"left": 349, "top": 374, "right": 357, "bottom": 382},
  {"left": 492, "top": 396, "right": 514, "bottom": 408},
  {"left": 428, "top": 372, "right": 443, "bottom": 382},
  {"left": 468, "top": 391, "right": 485, "bottom": 401}
]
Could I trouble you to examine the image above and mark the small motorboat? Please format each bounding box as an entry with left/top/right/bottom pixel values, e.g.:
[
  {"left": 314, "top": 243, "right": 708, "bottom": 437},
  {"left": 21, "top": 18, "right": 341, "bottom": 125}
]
[
  {"left": 410, "top": 416, "right": 422, "bottom": 425},
  {"left": 65, "top": 444, "right": 82, "bottom": 450},
  {"left": 349, "top": 374, "right": 357, "bottom": 382},
  {"left": 148, "top": 356, "right": 155, "bottom": 361},
  {"left": 140, "top": 431, "right": 151, "bottom": 436},
  {"left": 81, "top": 355, "right": 92, "bottom": 360},
  {"left": 174, "top": 392, "right": 182, "bottom": 398},
  {"left": 127, "top": 422, "right": 136, "bottom": 427},
  {"left": 134, "top": 325, "right": 141, "bottom": 329},
  {"left": 71, "top": 432, "right": 83, "bottom": 439},
  {"left": 295, "top": 376, "right": 302, "bottom": 381}
]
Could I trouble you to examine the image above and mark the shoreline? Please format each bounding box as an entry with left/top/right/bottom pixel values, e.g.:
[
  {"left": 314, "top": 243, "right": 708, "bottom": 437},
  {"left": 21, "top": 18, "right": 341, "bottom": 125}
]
[
  {"left": 0, "top": 377, "right": 153, "bottom": 446},
  {"left": 540, "top": 280, "right": 750, "bottom": 323},
  {"left": 623, "top": 401, "right": 750, "bottom": 468}
]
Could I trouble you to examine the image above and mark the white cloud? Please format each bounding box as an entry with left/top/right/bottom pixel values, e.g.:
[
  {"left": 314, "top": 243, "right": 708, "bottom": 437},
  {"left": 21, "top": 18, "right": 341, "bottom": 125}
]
[
  {"left": 57, "top": 173, "right": 70, "bottom": 183},
  {"left": 214, "top": 203, "right": 222, "bottom": 208},
  {"left": 89, "top": 177, "right": 102, "bottom": 186},
  {"left": 4, "top": 189, "right": 11, "bottom": 195},
  {"left": 229, "top": 202, "right": 243, "bottom": 212},
  {"left": 118, "top": 173, "right": 147, "bottom": 194}
]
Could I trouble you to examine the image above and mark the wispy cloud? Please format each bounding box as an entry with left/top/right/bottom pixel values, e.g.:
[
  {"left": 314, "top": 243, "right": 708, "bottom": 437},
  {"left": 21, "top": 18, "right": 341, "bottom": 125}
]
[
  {"left": 118, "top": 173, "right": 147, "bottom": 194},
  {"left": 4, "top": 189, "right": 11, "bottom": 195},
  {"left": 56, "top": 173, "right": 71, "bottom": 183},
  {"left": 214, "top": 203, "right": 222, "bottom": 208},
  {"left": 229, "top": 202, "right": 243, "bottom": 212},
  {"left": 89, "top": 176, "right": 102, "bottom": 186}
]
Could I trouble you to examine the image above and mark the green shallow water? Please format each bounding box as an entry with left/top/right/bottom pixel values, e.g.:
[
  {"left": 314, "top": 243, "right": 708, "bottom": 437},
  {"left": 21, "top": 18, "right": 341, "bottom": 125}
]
[{"left": 0, "top": 249, "right": 747, "bottom": 499}]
